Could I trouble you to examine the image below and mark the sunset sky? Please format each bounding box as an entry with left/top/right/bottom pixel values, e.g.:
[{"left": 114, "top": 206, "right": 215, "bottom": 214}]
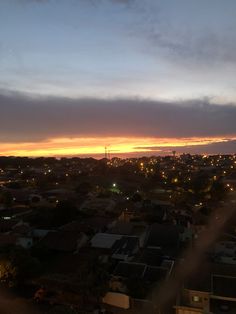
[{"left": 1, "top": 0, "right": 236, "bottom": 157}]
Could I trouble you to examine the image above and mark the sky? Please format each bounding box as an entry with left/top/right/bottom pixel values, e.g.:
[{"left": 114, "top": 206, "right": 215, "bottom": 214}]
[{"left": 0, "top": 0, "right": 236, "bottom": 157}]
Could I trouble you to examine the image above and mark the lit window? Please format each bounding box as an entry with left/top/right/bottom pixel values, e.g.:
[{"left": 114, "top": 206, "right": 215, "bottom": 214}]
[{"left": 192, "top": 296, "right": 201, "bottom": 302}]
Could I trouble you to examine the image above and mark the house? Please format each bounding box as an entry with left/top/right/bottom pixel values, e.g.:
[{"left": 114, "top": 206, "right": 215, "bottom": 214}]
[
  {"left": 90, "top": 233, "right": 140, "bottom": 261},
  {"left": 108, "top": 261, "right": 170, "bottom": 313},
  {"left": 111, "top": 261, "right": 169, "bottom": 292},
  {"left": 43, "top": 189, "right": 75, "bottom": 202},
  {"left": 108, "top": 221, "right": 134, "bottom": 235},
  {"left": 212, "top": 241, "right": 236, "bottom": 264},
  {"left": 38, "top": 231, "right": 88, "bottom": 253},
  {"left": 146, "top": 223, "right": 180, "bottom": 248},
  {"left": 12, "top": 222, "right": 31, "bottom": 236},
  {"left": 112, "top": 236, "right": 139, "bottom": 261},
  {"left": 139, "top": 247, "right": 164, "bottom": 266},
  {"left": 139, "top": 247, "right": 174, "bottom": 274},
  {"left": 31, "top": 228, "right": 52, "bottom": 239},
  {"left": 175, "top": 262, "right": 236, "bottom": 314},
  {"left": 59, "top": 220, "right": 93, "bottom": 235},
  {"left": 16, "top": 236, "right": 33, "bottom": 249},
  {"left": 108, "top": 221, "right": 148, "bottom": 247},
  {"left": 118, "top": 209, "right": 142, "bottom": 223},
  {"left": 4, "top": 188, "right": 31, "bottom": 204},
  {"left": 0, "top": 220, "right": 33, "bottom": 249},
  {"left": 0, "top": 219, "right": 19, "bottom": 233},
  {"left": 103, "top": 292, "right": 130, "bottom": 309},
  {"left": 145, "top": 223, "right": 180, "bottom": 257},
  {"left": 0, "top": 206, "right": 32, "bottom": 219},
  {"left": 80, "top": 198, "right": 116, "bottom": 215},
  {"left": 80, "top": 216, "right": 115, "bottom": 234},
  {"left": 91, "top": 233, "right": 122, "bottom": 250},
  {"left": 0, "top": 234, "right": 18, "bottom": 248}
]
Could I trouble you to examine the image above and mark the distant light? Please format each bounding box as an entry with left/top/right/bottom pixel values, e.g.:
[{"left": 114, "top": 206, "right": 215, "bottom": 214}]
[{"left": 112, "top": 183, "right": 116, "bottom": 187}]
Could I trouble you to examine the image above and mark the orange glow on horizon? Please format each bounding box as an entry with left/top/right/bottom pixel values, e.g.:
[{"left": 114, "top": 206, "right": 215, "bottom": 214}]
[{"left": 0, "top": 136, "right": 234, "bottom": 157}]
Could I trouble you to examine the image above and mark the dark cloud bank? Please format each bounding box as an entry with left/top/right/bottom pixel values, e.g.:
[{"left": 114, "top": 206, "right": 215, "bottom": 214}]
[
  {"left": 136, "top": 140, "right": 236, "bottom": 155},
  {"left": 0, "top": 91, "right": 236, "bottom": 147}
]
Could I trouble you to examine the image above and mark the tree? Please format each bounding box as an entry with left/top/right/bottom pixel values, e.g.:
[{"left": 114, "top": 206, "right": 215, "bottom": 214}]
[
  {"left": 0, "top": 191, "right": 13, "bottom": 208},
  {"left": 53, "top": 200, "right": 77, "bottom": 226},
  {"left": 132, "top": 193, "right": 142, "bottom": 202},
  {"left": 0, "top": 258, "right": 17, "bottom": 287},
  {"left": 75, "top": 181, "right": 92, "bottom": 196},
  {"left": 210, "top": 179, "right": 227, "bottom": 201},
  {"left": 0, "top": 247, "right": 41, "bottom": 287},
  {"left": 188, "top": 174, "right": 211, "bottom": 203}
]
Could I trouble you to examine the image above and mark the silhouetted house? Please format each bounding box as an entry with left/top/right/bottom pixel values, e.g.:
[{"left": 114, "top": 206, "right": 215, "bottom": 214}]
[
  {"left": 12, "top": 222, "right": 31, "bottom": 236},
  {"left": 80, "top": 198, "right": 116, "bottom": 215},
  {"left": 143, "top": 265, "right": 168, "bottom": 284},
  {"left": 5, "top": 188, "right": 30, "bottom": 204},
  {"left": 16, "top": 236, "right": 33, "bottom": 249},
  {"left": 112, "top": 236, "right": 139, "bottom": 261},
  {"left": 0, "top": 234, "right": 18, "bottom": 248},
  {"left": 59, "top": 220, "right": 93, "bottom": 235},
  {"left": 0, "top": 206, "right": 32, "bottom": 219},
  {"left": 175, "top": 262, "right": 236, "bottom": 314},
  {"left": 113, "top": 262, "right": 146, "bottom": 280},
  {"left": 38, "top": 231, "right": 88, "bottom": 253},
  {"left": 108, "top": 221, "right": 134, "bottom": 235},
  {"left": 213, "top": 275, "right": 236, "bottom": 299},
  {"left": 110, "top": 261, "right": 169, "bottom": 304},
  {"left": 145, "top": 223, "right": 180, "bottom": 257},
  {"left": 91, "top": 233, "right": 140, "bottom": 261},
  {"left": 0, "top": 219, "right": 19, "bottom": 233},
  {"left": 81, "top": 216, "right": 115, "bottom": 233},
  {"left": 91, "top": 233, "right": 122, "bottom": 250},
  {"left": 139, "top": 247, "right": 163, "bottom": 266}
]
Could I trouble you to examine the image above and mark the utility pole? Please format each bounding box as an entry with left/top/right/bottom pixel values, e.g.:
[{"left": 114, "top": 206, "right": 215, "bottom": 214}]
[{"left": 104, "top": 146, "right": 108, "bottom": 159}]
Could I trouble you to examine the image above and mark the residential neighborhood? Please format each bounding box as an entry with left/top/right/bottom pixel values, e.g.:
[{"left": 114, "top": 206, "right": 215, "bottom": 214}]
[{"left": 0, "top": 155, "right": 236, "bottom": 313}]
